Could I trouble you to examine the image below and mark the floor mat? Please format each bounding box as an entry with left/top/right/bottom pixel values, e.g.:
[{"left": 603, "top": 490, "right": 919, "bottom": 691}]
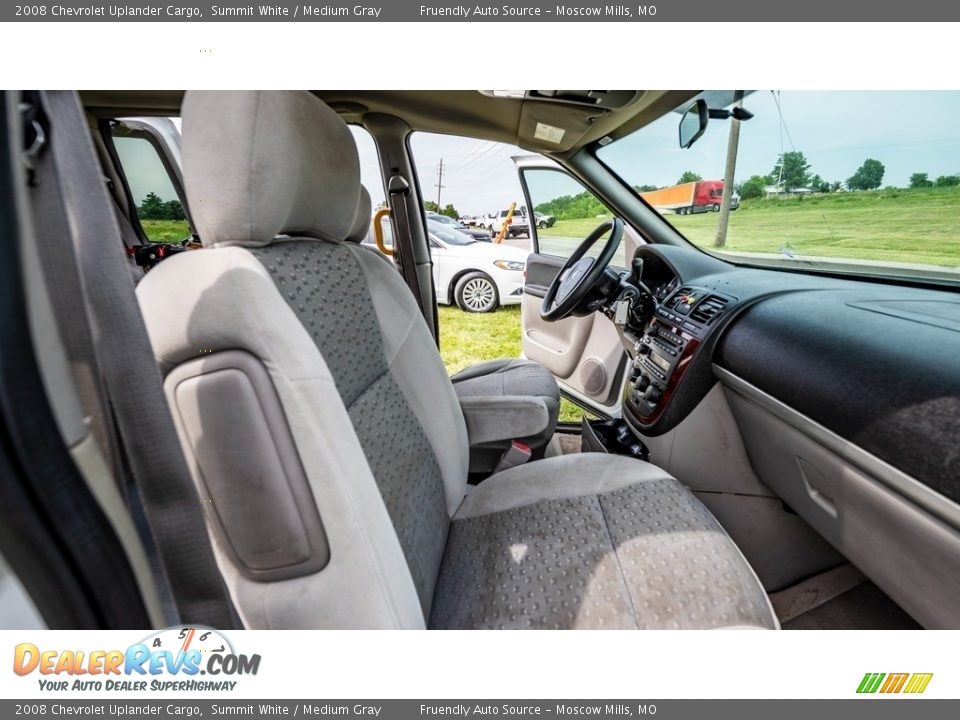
[
  {"left": 772, "top": 564, "right": 921, "bottom": 630},
  {"left": 545, "top": 432, "right": 582, "bottom": 457},
  {"left": 770, "top": 563, "right": 865, "bottom": 623}
]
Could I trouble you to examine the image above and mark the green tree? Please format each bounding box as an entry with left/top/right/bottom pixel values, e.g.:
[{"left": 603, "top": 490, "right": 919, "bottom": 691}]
[
  {"left": 677, "top": 171, "right": 702, "bottom": 184},
  {"left": 847, "top": 158, "right": 885, "bottom": 190},
  {"left": 163, "top": 199, "right": 186, "bottom": 221},
  {"left": 635, "top": 184, "right": 659, "bottom": 193},
  {"left": 138, "top": 191, "right": 166, "bottom": 220},
  {"left": 423, "top": 200, "right": 440, "bottom": 213},
  {"left": 830, "top": 181, "right": 843, "bottom": 192},
  {"left": 534, "top": 190, "right": 607, "bottom": 220},
  {"left": 440, "top": 203, "right": 459, "bottom": 219},
  {"left": 909, "top": 172, "right": 934, "bottom": 189},
  {"left": 935, "top": 174, "right": 960, "bottom": 187},
  {"left": 738, "top": 175, "right": 768, "bottom": 200},
  {"left": 809, "top": 174, "right": 835, "bottom": 193},
  {"left": 771, "top": 151, "right": 811, "bottom": 191}
]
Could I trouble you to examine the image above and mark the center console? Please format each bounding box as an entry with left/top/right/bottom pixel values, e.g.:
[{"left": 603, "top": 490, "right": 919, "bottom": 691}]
[{"left": 623, "top": 287, "right": 733, "bottom": 427}]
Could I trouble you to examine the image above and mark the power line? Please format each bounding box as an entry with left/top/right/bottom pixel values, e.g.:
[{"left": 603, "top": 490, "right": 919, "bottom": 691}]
[
  {"left": 454, "top": 148, "right": 514, "bottom": 177},
  {"left": 447, "top": 147, "right": 507, "bottom": 176},
  {"left": 771, "top": 90, "right": 797, "bottom": 152},
  {"left": 443, "top": 141, "right": 500, "bottom": 168},
  {"left": 447, "top": 164, "right": 516, "bottom": 194}
]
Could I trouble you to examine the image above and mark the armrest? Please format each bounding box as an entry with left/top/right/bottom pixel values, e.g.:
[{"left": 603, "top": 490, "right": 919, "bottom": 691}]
[{"left": 458, "top": 395, "right": 551, "bottom": 448}]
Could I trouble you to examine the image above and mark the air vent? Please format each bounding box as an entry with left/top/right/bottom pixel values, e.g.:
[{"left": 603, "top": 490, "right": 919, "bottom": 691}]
[
  {"left": 690, "top": 295, "right": 729, "bottom": 324},
  {"left": 669, "top": 287, "right": 694, "bottom": 309}
]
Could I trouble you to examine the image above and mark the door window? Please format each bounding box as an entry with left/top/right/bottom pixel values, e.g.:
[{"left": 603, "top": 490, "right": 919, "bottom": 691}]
[
  {"left": 111, "top": 129, "right": 188, "bottom": 244},
  {"left": 523, "top": 168, "right": 629, "bottom": 268}
]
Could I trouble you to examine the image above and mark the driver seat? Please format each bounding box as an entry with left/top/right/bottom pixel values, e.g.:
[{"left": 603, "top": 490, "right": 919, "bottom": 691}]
[
  {"left": 351, "top": 187, "right": 561, "bottom": 465},
  {"left": 136, "top": 91, "right": 778, "bottom": 630}
]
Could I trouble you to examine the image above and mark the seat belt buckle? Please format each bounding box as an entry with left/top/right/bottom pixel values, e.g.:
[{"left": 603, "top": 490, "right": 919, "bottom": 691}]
[{"left": 493, "top": 440, "right": 532, "bottom": 473}]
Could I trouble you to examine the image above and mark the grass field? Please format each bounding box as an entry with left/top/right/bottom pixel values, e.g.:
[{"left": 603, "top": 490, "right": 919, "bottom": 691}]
[
  {"left": 140, "top": 219, "right": 192, "bottom": 243},
  {"left": 541, "top": 186, "right": 960, "bottom": 269}
]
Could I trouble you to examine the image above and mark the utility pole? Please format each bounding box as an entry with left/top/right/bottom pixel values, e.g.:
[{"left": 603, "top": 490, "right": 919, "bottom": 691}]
[
  {"left": 435, "top": 158, "right": 445, "bottom": 209},
  {"left": 715, "top": 92, "right": 743, "bottom": 248}
]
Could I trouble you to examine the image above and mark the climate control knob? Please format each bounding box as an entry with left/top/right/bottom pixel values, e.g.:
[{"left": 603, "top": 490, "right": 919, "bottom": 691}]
[
  {"left": 636, "top": 375, "right": 651, "bottom": 392},
  {"left": 644, "top": 384, "right": 662, "bottom": 403}
]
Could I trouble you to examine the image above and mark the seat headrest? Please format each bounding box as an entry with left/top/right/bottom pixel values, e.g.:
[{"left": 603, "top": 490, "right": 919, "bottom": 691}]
[
  {"left": 346, "top": 186, "right": 372, "bottom": 243},
  {"left": 182, "top": 91, "right": 361, "bottom": 248}
]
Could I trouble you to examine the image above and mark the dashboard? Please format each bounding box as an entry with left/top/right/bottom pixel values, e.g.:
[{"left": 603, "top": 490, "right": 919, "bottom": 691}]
[{"left": 609, "top": 242, "right": 960, "bottom": 509}]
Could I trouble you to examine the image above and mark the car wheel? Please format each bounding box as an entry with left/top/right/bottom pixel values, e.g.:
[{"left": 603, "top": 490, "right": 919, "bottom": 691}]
[
  {"left": 712, "top": 203, "right": 720, "bottom": 212},
  {"left": 455, "top": 272, "right": 499, "bottom": 313},
  {"left": 538, "top": 220, "right": 547, "bottom": 229}
]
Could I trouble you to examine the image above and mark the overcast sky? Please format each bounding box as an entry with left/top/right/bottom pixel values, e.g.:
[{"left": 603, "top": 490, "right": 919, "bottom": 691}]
[{"left": 137, "top": 92, "right": 960, "bottom": 216}]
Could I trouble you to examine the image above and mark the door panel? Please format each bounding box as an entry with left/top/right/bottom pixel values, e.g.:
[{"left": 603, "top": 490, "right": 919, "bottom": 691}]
[
  {"left": 517, "top": 160, "right": 631, "bottom": 414},
  {"left": 521, "top": 254, "right": 625, "bottom": 409}
]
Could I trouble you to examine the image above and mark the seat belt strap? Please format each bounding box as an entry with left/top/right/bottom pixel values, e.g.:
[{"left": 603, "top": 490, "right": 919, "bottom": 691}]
[
  {"left": 30, "top": 90, "right": 238, "bottom": 629},
  {"left": 388, "top": 173, "right": 439, "bottom": 343}
]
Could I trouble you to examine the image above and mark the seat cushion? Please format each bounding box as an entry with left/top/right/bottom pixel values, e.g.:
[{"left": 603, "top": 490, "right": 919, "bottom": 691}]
[
  {"left": 429, "top": 454, "right": 778, "bottom": 630},
  {"left": 451, "top": 359, "right": 560, "bottom": 453},
  {"left": 451, "top": 358, "right": 560, "bottom": 402}
]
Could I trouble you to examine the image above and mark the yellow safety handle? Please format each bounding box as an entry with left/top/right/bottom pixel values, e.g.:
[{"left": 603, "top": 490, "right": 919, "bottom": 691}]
[
  {"left": 495, "top": 202, "right": 517, "bottom": 244},
  {"left": 373, "top": 208, "right": 394, "bottom": 256}
]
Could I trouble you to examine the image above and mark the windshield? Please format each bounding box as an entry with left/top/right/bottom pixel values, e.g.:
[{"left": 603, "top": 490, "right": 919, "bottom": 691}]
[
  {"left": 597, "top": 91, "right": 960, "bottom": 281},
  {"left": 428, "top": 218, "right": 475, "bottom": 245}
]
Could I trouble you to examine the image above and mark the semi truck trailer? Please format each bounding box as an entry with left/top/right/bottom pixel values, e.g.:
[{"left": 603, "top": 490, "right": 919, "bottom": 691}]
[{"left": 640, "top": 180, "right": 739, "bottom": 215}]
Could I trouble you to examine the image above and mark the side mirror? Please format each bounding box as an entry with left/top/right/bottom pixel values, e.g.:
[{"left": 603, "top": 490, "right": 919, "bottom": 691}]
[{"left": 679, "top": 99, "right": 708, "bottom": 149}]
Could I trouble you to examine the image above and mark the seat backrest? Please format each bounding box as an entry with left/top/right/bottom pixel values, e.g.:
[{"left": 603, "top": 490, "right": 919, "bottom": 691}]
[{"left": 136, "top": 91, "right": 469, "bottom": 629}]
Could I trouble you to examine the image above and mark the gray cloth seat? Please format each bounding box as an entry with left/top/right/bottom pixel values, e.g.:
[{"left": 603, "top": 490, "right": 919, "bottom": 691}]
[
  {"left": 350, "top": 197, "right": 560, "bottom": 460},
  {"left": 348, "top": 194, "right": 560, "bottom": 456},
  {"left": 432, "top": 454, "right": 777, "bottom": 629},
  {"left": 136, "top": 91, "right": 778, "bottom": 630}
]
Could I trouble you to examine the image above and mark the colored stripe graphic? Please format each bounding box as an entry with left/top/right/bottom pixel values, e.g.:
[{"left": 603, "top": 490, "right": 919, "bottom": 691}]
[
  {"left": 857, "top": 673, "right": 886, "bottom": 693},
  {"left": 857, "top": 672, "right": 932, "bottom": 694},
  {"left": 904, "top": 673, "right": 933, "bottom": 694},
  {"left": 880, "top": 673, "right": 909, "bottom": 693}
]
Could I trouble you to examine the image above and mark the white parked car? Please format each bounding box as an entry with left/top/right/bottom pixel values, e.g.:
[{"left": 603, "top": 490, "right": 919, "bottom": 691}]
[
  {"left": 367, "top": 218, "right": 528, "bottom": 312},
  {"left": 428, "top": 220, "right": 528, "bottom": 312}
]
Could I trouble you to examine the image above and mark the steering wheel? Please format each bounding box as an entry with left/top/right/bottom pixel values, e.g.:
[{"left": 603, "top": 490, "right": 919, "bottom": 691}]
[{"left": 540, "top": 218, "right": 623, "bottom": 322}]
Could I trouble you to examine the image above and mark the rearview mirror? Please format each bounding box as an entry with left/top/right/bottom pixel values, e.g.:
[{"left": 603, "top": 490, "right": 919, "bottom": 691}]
[{"left": 679, "top": 99, "right": 708, "bottom": 149}]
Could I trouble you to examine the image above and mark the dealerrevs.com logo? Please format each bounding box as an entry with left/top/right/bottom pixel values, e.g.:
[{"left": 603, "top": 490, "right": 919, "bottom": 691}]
[
  {"left": 13, "top": 627, "right": 261, "bottom": 692},
  {"left": 857, "top": 673, "right": 933, "bottom": 694}
]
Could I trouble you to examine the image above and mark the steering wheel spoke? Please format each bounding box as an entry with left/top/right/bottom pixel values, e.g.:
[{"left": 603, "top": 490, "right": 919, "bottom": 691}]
[{"left": 540, "top": 218, "right": 624, "bottom": 322}]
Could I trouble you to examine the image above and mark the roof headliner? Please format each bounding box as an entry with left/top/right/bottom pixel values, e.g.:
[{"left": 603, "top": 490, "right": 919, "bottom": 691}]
[{"left": 79, "top": 90, "right": 699, "bottom": 158}]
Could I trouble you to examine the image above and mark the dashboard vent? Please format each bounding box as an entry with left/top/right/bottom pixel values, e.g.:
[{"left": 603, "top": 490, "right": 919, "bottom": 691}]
[
  {"left": 669, "top": 287, "right": 694, "bottom": 308},
  {"left": 690, "top": 295, "right": 729, "bottom": 324}
]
